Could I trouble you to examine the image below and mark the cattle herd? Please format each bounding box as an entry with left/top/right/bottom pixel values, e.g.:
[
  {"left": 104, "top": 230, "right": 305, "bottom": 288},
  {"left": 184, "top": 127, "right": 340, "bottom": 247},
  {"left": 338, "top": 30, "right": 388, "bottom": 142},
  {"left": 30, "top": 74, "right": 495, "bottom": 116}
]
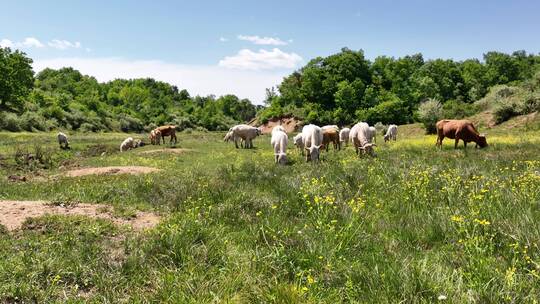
[{"left": 55, "top": 119, "right": 488, "bottom": 164}]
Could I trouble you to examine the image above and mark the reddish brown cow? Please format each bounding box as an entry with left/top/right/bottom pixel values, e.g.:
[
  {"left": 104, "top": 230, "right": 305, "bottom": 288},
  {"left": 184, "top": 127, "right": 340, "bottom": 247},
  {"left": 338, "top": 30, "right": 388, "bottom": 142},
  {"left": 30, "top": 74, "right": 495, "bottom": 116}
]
[
  {"left": 322, "top": 129, "right": 340, "bottom": 152},
  {"left": 156, "top": 125, "right": 177, "bottom": 144},
  {"left": 436, "top": 119, "right": 487, "bottom": 149}
]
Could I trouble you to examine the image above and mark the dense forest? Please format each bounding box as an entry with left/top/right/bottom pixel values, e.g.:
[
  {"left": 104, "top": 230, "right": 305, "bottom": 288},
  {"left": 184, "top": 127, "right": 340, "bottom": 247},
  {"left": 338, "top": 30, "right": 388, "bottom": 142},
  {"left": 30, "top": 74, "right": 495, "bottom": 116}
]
[
  {"left": 0, "top": 47, "right": 258, "bottom": 132},
  {"left": 260, "top": 48, "right": 540, "bottom": 126},
  {"left": 1, "top": 46, "right": 539, "bottom": 132}
]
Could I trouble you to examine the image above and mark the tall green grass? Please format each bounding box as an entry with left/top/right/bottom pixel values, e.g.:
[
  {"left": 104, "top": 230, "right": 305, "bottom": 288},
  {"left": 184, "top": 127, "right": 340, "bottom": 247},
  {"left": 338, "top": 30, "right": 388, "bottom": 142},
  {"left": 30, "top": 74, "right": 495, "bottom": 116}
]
[{"left": 0, "top": 128, "right": 539, "bottom": 302}]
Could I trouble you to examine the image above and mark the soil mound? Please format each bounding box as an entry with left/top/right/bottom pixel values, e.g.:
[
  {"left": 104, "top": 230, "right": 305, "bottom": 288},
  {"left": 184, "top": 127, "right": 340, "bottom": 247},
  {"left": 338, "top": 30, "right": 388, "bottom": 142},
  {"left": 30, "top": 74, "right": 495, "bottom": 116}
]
[
  {"left": 0, "top": 200, "right": 160, "bottom": 231},
  {"left": 64, "top": 166, "right": 160, "bottom": 177},
  {"left": 250, "top": 115, "right": 303, "bottom": 134}
]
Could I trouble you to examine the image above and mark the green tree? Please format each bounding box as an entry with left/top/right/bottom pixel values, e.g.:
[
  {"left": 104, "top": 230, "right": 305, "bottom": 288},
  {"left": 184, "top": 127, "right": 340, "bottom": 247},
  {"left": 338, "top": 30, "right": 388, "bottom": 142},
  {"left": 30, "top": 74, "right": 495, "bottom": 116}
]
[{"left": 0, "top": 47, "right": 34, "bottom": 112}]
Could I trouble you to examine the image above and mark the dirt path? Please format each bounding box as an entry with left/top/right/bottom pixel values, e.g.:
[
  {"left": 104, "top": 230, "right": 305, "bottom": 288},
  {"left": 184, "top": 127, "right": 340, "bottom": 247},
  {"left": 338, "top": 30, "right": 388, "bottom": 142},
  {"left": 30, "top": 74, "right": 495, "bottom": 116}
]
[
  {"left": 0, "top": 200, "right": 160, "bottom": 231},
  {"left": 64, "top": 166, "right": 160, "bottom": 177}
]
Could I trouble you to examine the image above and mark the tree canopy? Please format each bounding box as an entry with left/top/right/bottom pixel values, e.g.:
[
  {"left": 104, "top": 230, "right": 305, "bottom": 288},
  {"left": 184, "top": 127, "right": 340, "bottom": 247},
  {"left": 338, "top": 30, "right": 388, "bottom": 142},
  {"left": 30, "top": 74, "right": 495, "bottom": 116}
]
[{"left": 259, "top": 48, "right": 540, "bottom": 125}]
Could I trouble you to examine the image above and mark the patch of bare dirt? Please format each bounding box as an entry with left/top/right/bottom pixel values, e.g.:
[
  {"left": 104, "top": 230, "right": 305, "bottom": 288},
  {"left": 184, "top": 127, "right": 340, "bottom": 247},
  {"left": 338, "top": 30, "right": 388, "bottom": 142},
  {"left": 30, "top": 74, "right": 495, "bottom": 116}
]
[
  {"left": 0, "top": 200, "right": 160, "bottom": 231},
  {"left": 64, "top": 166, "right": 160, "bottom": 177},
  {"left": 500, "top": 111, "right": 538, "bottom": 129},
  {"left": 138, "top": 148, "right": 192, "bottom": 155},
  {"left": 250, "top": 115, "right": 303, "bottom": 134}
]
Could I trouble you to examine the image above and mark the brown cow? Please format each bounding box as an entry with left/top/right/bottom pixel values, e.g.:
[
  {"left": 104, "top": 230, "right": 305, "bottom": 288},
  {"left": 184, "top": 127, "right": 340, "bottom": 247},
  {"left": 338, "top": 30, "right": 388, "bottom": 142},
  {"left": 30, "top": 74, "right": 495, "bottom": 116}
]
[
  {"left": 322, "top": 128, "right": 340, "bottom": 152},
  {"left": 436, "top": 120, "right": 487, "bottom": 149},
  {"left": 156, "top": 125, "right": 177, "bottom": 145}
]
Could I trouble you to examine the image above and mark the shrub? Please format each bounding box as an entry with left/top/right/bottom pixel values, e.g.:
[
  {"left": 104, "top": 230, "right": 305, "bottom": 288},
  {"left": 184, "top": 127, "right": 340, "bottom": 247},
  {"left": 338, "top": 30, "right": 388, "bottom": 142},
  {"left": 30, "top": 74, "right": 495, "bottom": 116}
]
[
  {"left": 0, "top": 112, "right": 22, "bottom": 131},
  {"left": 417, "top": 99, "right": 443, "bottom": 134},
  {"left": 442, "top": 100, "right": 479, "bottom": 119},
  {"left": 118, "top": 114, "right": 143, "bottom": 133},
  {"left": 19, "top": 111, "right": 49, "bottom": 131},
  {"left": 362, "top": 100, "right": 411, "bottom": 125}
]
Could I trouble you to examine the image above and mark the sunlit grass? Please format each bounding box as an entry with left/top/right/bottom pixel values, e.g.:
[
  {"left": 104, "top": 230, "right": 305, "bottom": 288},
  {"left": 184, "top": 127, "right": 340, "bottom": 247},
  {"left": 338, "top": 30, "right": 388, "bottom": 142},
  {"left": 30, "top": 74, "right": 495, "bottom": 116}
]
[{"left": 0, "top": 126, "right": 539, "bottom": 302}]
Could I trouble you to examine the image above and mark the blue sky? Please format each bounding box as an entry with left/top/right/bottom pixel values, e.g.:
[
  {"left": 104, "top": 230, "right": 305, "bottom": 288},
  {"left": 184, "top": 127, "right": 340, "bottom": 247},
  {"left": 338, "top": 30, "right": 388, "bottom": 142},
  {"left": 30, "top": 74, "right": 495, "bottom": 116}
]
[{"left": 1, "top": 0, "right": 539, "bottom": 103}]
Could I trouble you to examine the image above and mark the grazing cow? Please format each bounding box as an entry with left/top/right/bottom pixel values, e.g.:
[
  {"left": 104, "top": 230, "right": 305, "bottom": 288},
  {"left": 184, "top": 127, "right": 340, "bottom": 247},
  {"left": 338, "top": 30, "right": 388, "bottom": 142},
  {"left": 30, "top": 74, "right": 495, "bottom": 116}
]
[
  {"left": 230, "top": 124, "right": 261, "bottom": 149},
  {"left": 150, "top": 129, "right": 162, "bottom": 145},
  {"left": 321, "top": 125, "right": 339, "bottom": 132},
  {"left": 339, "top": 128, "right": 350, "bottom": 146},
  {"left": 156, "top": 125, "right": 177, "bottom": 145},
  {"left": 368, "top": 126, "right": 377, "bottom": 143},
  {"left": 350, "top": 122, "right": 376, "bottom": 156},
  {"left": 57, "top": 132, "right": 70, "bottom": 149},
  {"left": 120, "top": 137, "right": 135, "bottom": 152},
  {"left": 384, "top": 124, "right": 398, "bottom": 142},
  {"left": 293, "top": 133, "right": 304, "bottom": 155},
  {"left": 322, "top": 128, "right": 340, "bottom": 151},
  {"left": 436, "top": 120, "right": 487, "bottom": 149},
  {"left": 271, "top": 126, "right": 288, "bottom": 165},
  {"left": 301, "top": 124, "right": 323, "bottom": 162}
]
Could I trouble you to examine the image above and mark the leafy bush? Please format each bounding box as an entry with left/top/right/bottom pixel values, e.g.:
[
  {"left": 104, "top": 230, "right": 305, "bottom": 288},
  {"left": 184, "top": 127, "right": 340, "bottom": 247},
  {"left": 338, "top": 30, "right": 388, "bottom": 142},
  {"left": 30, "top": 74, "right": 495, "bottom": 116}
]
[
  {"left": 118, "top": 114, "right": 144, "bottom": 133},
  {"left": 19, "top": 111, "right": 49, "bottom": 131},
  {"left": 361, "top": 100, "right": 411, "bottom": 125},
  {"left": 417, "top": 99, "right": 443, "bottom": 134},
  {"left": 442, "top": 100, "right": 479, "bottom": 119},
  {"left": 0, "top": 112, "right": 22, "bottom": 131}
]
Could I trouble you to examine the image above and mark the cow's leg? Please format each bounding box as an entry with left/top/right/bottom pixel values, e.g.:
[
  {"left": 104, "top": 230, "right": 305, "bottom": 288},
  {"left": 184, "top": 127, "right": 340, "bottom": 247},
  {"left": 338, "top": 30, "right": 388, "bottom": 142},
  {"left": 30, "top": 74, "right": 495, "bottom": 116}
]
[
  {"left": 275, "top": 154, "right": 278, "bottom": 163},
  {"left": 234, "top": 138, "right": 239, "bottom": 149},
  {"left": 454, "top": 138, "right": 460, "bottom": 149},
  {"left": 463, "top": 141, "right": 467, "bottom": 149}
]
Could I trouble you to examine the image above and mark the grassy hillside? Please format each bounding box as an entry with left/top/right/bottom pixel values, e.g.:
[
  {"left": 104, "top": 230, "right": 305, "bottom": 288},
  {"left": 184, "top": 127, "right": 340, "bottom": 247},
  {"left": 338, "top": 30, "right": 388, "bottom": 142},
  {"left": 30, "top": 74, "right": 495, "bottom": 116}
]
[{"left": 1, "top": 125, "right": 539, "bottom": 302}]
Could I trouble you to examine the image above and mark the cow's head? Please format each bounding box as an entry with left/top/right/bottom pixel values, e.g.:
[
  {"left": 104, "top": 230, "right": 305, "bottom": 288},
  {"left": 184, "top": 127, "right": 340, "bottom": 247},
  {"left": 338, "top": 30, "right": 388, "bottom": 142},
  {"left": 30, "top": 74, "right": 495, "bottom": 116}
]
[
  {"left": 305, "top": 145, "right": 321, "bottom": 162},
  {"left": 256, "top": 128, "right": 262, "bottom": 136},
  {"left": 360, "top": 143, "right": 377, "bottom": 156},
  {"left": 477, "top": 134, "right": 488, "bottom": 148},
  {"left": 276, "top": 153, "right": 287, "bottom": 165},
  {"left": 383, "top": 134, "right": 390, "bottom": 142}
]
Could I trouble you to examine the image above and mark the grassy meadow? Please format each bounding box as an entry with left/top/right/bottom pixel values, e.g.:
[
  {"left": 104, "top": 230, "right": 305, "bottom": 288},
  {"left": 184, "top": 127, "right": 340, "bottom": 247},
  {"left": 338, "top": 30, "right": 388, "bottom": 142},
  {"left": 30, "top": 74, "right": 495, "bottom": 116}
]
[{"left": 1, "top": 122, "right": 540, "bottom": 303}]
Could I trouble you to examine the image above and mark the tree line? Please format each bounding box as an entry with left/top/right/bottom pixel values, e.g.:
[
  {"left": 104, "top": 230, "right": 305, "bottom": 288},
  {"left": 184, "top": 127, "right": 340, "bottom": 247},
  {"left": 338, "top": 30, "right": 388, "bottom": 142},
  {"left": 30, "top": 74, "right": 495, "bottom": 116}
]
[
  {"left": 1, "top": 46, "right": 539, "bottom": 132},
  {"left": 259, "top": 48, "right": 540, "bottom": 126},
  {"left": 0, "top": 47, "right": 258, "bottom": 132}
]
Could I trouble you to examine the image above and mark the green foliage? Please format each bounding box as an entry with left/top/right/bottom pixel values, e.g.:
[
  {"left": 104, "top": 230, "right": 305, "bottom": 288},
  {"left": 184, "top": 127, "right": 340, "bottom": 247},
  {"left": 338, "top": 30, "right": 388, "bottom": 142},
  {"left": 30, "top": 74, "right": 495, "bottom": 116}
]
[
  {"left": 442, "top": 100, "right": 478, "bottom": 119},
  {"left": 418, "top": 99, "right": 443, "bottom": 134},
  {"left": 0, "top": 47, "right": 34, "bottom": 112},
  {"left": 267, "top": 48, "right": 540, "bottom": 126},
  {"left": 476, "top": 80, "right": 540, "bottom": 124}
]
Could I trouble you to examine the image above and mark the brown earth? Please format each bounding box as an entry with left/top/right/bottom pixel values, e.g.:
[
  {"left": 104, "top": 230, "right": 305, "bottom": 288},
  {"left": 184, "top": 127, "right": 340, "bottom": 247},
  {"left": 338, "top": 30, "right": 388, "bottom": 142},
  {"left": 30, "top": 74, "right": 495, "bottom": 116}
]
[
  {"left": 64, "top": 166, "right": 160, "bottom": 177},
  {"left": 250, "top": 115, "right": 303, "bottom": 134},
  {"left": 0, "top": 200, "right": 160, "bottom": 231}
]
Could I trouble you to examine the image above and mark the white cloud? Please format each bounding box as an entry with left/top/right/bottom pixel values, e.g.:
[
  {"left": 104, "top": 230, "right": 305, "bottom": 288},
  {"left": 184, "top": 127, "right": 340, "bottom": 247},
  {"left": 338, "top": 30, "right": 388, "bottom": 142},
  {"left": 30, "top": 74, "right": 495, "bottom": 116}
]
[
  {"left": 219, "top": 37, "right": 228, "bottom": 42},
  {"left": 0, "top": 37, "right": 45, "bottom": 48},
  {"left": 237, "top": 35, "right": 288, "bottom": 46},
  {"left": 32, "top": 57, "right": 293, "bottom": 104},
  {"left": 0, "top": 39, "right": 14, "bottom": 48},
  {"left": 48, "top": 39, "right": 82, "bottom": 50},
  {"left": 219, "top": 48, "right": 302, "bottom": 70},
  {"left": 1, "top": 37, "right": 82, "bottom": 50},
  {"left": 20, "top": 37, "right": 45, "bottom": 48}
]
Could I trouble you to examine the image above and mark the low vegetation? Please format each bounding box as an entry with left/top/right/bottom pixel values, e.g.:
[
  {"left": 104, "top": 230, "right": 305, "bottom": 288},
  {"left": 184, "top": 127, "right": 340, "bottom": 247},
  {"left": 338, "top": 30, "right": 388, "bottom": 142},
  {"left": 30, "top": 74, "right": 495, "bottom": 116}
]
[{"left": 1, "top": 120, "right": 539, "bottom": 302}]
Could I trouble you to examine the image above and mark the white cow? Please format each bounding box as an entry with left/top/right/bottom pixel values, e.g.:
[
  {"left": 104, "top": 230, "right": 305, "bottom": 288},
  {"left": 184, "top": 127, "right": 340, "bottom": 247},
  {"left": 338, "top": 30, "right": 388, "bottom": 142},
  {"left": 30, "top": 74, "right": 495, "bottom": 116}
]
[
  {"left": 339, "top": 128, "right": 350, "bottom": 146},
  {"left": 293, "top": 133, "right": 304, "bottom": 155},
  {"left": 384, "top": 124, "right": 398, "bottom": 142},
  {"left": 271, "top": 127, "right": 288, "bottom": 165},
  {"left": 230, "top": 124, "right": 261, "bottom": 149},
  {"left": 301, "top": 124, "right": 323, "bottom": 162},
  {"left": 120, "top": 137, "right": 135, "bottom": 152},
  {"left": 368, "top": 126, "right": 377, "bottom": 143},
  {"left": 57, "top": 132, "right": 70, "bottom": 149},
  {"left": 350, "top": 122, "right": 376, "bottom": 156}
]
